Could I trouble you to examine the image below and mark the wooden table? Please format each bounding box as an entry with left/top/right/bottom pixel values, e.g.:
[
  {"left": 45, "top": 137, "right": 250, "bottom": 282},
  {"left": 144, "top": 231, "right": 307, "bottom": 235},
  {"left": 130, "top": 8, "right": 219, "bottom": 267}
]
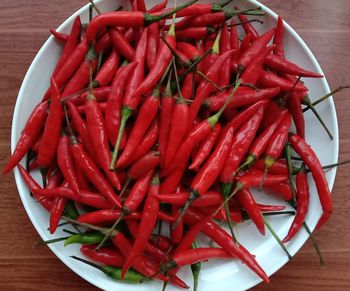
[{"left": 1, "top": 1, "right": 349, "bottom": 290}]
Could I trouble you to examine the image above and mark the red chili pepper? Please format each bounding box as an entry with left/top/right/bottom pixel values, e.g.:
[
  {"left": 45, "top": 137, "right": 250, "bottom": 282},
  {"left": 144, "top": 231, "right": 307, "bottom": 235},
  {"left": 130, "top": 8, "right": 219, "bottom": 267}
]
[
  {"left": 159, "top": 76, "right": 175, "bottom": 168},
  {"left": 109, "top": 27, "right": 135, "bottom": 61},
  {"left": 239, "top": 110, "right": 288, "bottom": 170},
  {"left": 105, "top": 62, "right": 137, "bottom": 146},
  {"left": 206, "top": 87, "right": 280, "bottom": 111},
  {"left": 170, "top": 205, "right": 184, "bottom": 244},
  {"left": 69, "top": 139, "right": 121, "bottom": 208},
  {"left": 133, "top": 25, "right": 175, "bottom": 98},
  {"left": 240, "top": 45, "right": 275, "bottom": 86},
  {"left": 93, "top": 49, "right": 120, "bottom": 87},
  {"left": 121, "top": 173, "right": 160, "bottom": 278},
  {"left": 85, "top": 0, "right": 197, "bottom": 41},
  {"left": 163, "top": 99, "right": 189, "bottom": 170},
  {"left": 149, "top": 234, "right": 172, "bottom": 252},
  {"left": 177, "top": 42, "right": 200, "bottom": 61},
  {"left": 220, "top": 100, "right": 268, "bottom": 137},
  {"left": 52, "top": 16, "right": 81, "bottom": 78},
  {"left": 57, "top": 134, "right": 80, "bottom": 194},
  {"left": 128, "top": 118, "right": 159, "bottom": 165},
  {"left": 257, "top": 203, "right": 286, "bottom": 212},
  {"left": 157, "top": 191, "right": 223, "bottom": 207},
  {"left": 165, "top": 84, "right": 239, "bottom": 178},
  {"left": 174, "top": 9, "right": 245, "bottom": 30},
  {"left": 176, "top": 26, "right": 217, "bottom": 41},
  {"left": 260, "top": 101, "right": 284, "bottom": 130},
  {"left": 237, "top": 29, "right": 274, "bottom": 73},
  {"left": 240, "top": 32, "right": 252, "bottom": 54},
  {"left": 147, "top": 0, "right": 168, "bottom": 13},
  {"left": 75, "top": 164, "right": 91, "bottom": 191},
  {"left": 42, "top": 39, "right": 89, "bottom": 101},
  {"left": 236, "top": 188, "right": 265, "bottom": 235},
  {"left": 112, "top": 232, "right": 169, "bottom": 282},
  {"left": 219, "top": 23, "right": 231, "bottom": 87},
  {"left": 283, "top": 167, "right": 309, "bottom": 242},
  {"left": 288, "top": 91, "right": 305, "bottom": 139},
  {"left": 85, "top": 89, "right": 122, "bottom": 190},
  {"left": 259, "top": 70, "right": 306, "bottom": 92},
  {"left": 128, "top": 151, "right": 160, "bottom": 180},
  {"left": 77, "top": 209, "right": 142, "bottom": 224},
  {"left": 183, "top": 208, "right": 269, "bottom": 282},
  {"left": 253, "top": 158, "right": 289, "bottom": 175},
  {"left": 61, "top": 47, "right": 98, "bottom": 99},
  {"left": 288, "top": 133, "right": 332, "bottom": 229},
  {"left": 230, "top": 18, "right": 241, "bottom": 73},
  {"left": 237, "top": 11, "right": 259, "bottom": 41},
  {"left": 37, "top": 78, "right": 62, "bottom": 167},
  {"left": 95, "top": 32, "right": 112, "bottom": 54},
  {"left": 146, "top": 23, "right": 159, "bottom": 70},
  {"left": 17, "top": 165, "right": 52, "bottom": 210},
  {"left": 189, "top": 123, "right": 221, "bottom": 171},
  {"left": 263, "top": 113, "right": 292, "bottom": 174},
  {"left": 273, "top": 16, "right": 285, "bottom": 57},
  {"left": 66, "top": 102, "right": 95, "bottom": 158},
  {"left": 126, "top": 220, "right": 171, "bottom": 263},
  {"left": 175, "top": 127, "right": 234, "bottom": 227},
  {"left": 3, "top": 102, "right": 48, "bottom": 174},
  {"left": 170, "top": 247, "right": 233, "bottom": 267},
  {"left": 124, "top": 169, "right": 154, "bottom": 215},
  {"left": 265, "top": 181, "right": 293, "bottom": 201},
  {"left": 226, "top": 169, "right": 288, "bottom": 200},
  {"left": 32, "top": 186, "right": 111, "bottom": 209},
  {"left": 189, "top": 49, "right": 234, "bottom": 125},
  {"left": 220, "top": 105, "right": 265, "bottom": 184},
  {"left": 265, "top": 54, "right": 322, "bottom": 78},
  {"left": 204, "top": 31, "right": 221, "bottom": 74},
  {"left": 112, "top": 28, "right": 148, "bottom": 163},
  {"left": 50, "top": 196, "right": 67, "bottom": 234},
  {"left": 160, "top": 161, "right": 189, "bottom": 194},
  {"left": 76, "top": 102, "right": 107, "bottom": 115},
  {"left": 50, "top": 29, "right": 68, "bottom": 43},
  {"left": 69, "top": 86, "right": 111, "bottom": 105},
  {"left": 115, "top": 89, "right": 160, "bottom": 169},
  {"left": 174, "top": 215, "right": 212, "bottom": 256},
  {"left": 80, "top": 245, "right": 124, "bottom": 267}
]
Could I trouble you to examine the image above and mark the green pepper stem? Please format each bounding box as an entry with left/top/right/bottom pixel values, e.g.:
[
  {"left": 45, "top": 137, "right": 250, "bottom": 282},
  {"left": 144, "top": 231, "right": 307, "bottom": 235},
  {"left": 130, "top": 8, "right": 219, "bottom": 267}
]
[
  {"left": 36, "top": 236, "right": 71, "bottom": 246},
  {"left": 95, "top": 209, "right": 127, "bottom": 251},
  {"left": 208, "top": 80, "right": 241, "bottom": 127},
  {"left": 62, "top": 216, "right": 117, "bottom": 236},
  {"left": 221, "top": 183, "right": 237, "bottom": 241},
  {"left": 177, "top": 48, "right": 213, "bottom": 82},
  {"left": 89, "top": 0, "right": 101, "bottom": 14},
  {"left": 302, "top": 222, "right": 325, "bottom": 266},
  {"left": 304, "top": 100, "right": 333, "bottom": 140},
  {"left": 285, "top": 142, "right": 297, "bottom": 203},
  {"left": 303, "top": 86, "right": 350, "bottom": 111},
  {"left": 146, "top": 0, "right": 198, "bottom": 24},
  {"left": 172, "top": 190, "right": 199, "bottom": 229},
  {"left": 227, "top": 19, "right": 263, "bottom": 27},
  {"left": 110, "top": 107, "right": 133, "bottom": 170},
  {"left": 71, "top": 256, "right": 105, "bottom": 272},
  {"left": 263, "top": 217, "right": 293, "bottom": 260}
]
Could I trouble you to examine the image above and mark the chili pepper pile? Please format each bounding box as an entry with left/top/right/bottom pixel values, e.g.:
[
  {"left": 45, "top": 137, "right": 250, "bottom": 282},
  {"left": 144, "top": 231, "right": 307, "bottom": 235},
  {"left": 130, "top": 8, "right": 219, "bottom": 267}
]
[{"left": 5, "top": 0, "right": 340, "bottom": 289}]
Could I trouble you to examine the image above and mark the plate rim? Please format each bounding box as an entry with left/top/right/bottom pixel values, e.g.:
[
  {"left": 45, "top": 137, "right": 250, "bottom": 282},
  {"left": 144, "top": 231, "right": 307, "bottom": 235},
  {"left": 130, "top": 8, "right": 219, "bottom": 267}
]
[{"left": 11, "top": 0, "right": 339, "bottom": 290}]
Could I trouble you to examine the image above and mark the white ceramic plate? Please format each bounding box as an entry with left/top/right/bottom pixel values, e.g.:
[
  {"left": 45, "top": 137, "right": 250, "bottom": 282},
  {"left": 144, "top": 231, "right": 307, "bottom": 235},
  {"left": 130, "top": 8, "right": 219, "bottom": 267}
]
[{"left": 12, "top": 0, "right": 338, "bottom": 290}]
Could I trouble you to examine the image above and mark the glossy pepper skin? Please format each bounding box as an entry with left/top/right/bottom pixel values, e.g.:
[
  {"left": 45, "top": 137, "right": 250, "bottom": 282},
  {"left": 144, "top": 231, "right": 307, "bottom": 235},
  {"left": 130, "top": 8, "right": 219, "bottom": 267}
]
[
  {"left": 288, "top": 133, "right": 332, "bottom": 229},
  {"left": 3, "top": 102, "right": 48, "bottom": 173},
  {"left": 37, "top": 78, "right": 62, "bottom": 167},
  {"left": 121, "top": 173, "right": 160, "bottom": 278},
  {"left": 283, "top": 168, "right": 309, "bottom": 242}
]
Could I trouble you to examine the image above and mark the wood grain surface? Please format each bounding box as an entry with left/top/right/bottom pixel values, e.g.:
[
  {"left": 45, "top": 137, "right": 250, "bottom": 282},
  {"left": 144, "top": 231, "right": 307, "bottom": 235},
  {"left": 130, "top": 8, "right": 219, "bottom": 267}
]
[{"left": 0, "top": 1, "right": 349, "bottom": 290}]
